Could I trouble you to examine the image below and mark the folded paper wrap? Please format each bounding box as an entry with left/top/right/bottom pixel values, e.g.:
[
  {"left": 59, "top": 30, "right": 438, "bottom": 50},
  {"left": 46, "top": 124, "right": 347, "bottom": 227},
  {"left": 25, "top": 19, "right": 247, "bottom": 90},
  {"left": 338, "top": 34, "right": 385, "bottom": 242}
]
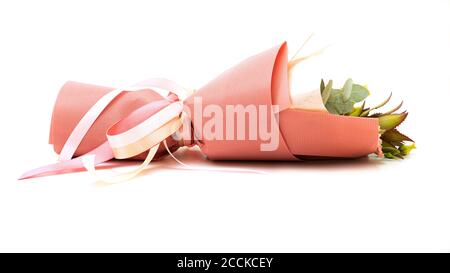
[{"left": 22, "top": 42, "right": 380, "bottom": 180}]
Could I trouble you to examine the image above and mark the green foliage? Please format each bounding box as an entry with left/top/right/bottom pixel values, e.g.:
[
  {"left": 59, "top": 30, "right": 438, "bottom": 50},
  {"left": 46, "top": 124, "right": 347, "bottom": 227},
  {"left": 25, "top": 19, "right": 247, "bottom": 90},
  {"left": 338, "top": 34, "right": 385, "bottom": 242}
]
[
  {"left": 320, "top": 79, "right": 415, "bottom": 159},
  {"left": 321, "top": 78, "right": 369, "bottom": 115}
]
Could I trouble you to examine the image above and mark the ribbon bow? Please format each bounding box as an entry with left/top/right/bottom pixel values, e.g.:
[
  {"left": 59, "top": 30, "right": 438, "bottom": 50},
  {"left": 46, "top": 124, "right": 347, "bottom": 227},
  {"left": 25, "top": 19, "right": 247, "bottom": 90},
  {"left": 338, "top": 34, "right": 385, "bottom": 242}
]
[{"left": 20, "top": 78, "right": 194, "bottom": 183}]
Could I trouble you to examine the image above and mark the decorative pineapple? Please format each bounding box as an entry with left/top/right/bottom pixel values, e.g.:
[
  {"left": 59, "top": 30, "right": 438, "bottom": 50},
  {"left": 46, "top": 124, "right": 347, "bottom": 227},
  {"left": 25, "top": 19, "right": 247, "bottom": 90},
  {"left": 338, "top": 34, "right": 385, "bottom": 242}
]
[{"left": 320, "top": 79, "right": 415, "bottom": 159}]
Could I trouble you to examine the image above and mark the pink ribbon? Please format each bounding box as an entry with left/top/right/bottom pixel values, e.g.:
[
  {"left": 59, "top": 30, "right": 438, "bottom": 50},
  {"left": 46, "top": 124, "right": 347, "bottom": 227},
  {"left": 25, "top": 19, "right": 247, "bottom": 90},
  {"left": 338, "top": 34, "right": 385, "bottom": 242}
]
[{"left": 19, "top": 79, "right": 186, "bottom": 180}]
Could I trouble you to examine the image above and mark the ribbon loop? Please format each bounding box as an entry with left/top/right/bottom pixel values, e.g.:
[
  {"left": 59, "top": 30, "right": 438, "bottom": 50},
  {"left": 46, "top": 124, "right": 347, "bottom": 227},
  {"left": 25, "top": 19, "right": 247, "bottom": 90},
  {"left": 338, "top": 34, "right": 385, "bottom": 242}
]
[
  {"left": 106, "top": 101, "right": 183, "bottom": 158},
  {"left": 19, "top": 78, "right": 188, "bottom": 181}
]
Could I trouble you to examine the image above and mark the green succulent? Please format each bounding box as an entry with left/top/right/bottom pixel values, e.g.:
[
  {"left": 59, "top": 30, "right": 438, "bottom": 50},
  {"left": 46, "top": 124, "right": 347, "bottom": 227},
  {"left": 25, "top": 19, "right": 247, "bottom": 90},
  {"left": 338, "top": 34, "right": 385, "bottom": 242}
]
[{"left": 320, "top": 79, "right": 415, "bottom": 159}]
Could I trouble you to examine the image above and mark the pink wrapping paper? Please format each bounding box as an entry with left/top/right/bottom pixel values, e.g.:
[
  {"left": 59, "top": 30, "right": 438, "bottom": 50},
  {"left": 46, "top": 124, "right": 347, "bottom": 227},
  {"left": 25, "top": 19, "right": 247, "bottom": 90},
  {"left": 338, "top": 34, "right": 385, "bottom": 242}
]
[
  {"left": 48, "top": 42, "right": 379, "bottom": 162},
  {"left": 49, "top": 81, "right": 180, "bottom": 161}
]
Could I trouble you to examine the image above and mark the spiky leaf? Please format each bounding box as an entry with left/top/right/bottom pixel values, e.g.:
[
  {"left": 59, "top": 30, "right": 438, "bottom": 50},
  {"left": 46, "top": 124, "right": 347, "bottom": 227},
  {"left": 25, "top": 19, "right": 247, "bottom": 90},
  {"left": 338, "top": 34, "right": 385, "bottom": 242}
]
[
  {"left": 378, "top": 113, "right": 408, "bottom": 130},
  {"left": 381, "top": 140, "right": 396, "bottom": 149},
  {"left": 373, "top": 92, "right": 392, "bottom": 110},
  {"left": 360, "top": 108, "right": 371, "bottom": 117},
  {"left": 380, "top": 101, "right": 403, "bottom": 116},
  {"left": 381, "top": 128, "right": 413, "bottom": 143}
]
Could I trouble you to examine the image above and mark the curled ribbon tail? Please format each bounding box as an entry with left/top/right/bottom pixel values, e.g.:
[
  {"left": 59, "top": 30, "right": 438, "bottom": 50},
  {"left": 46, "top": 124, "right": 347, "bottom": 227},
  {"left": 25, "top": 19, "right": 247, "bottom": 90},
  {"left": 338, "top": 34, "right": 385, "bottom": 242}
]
[{"left": 81, "top": 144, "right": 160, "bottom": 184}]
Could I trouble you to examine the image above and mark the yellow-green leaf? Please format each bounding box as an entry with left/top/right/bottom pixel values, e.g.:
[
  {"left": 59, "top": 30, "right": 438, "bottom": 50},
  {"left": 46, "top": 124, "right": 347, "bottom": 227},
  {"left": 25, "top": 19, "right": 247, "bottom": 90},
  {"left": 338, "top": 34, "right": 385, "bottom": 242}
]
[
  {"left": 382, "top": 146, "right": 401, "bottom": 156},
  {"left": 360, "top": 108, "right": 371, "bottom": 117},
  {"left": 399, "top": 143, "right": 416, "bottom": 156},
  {"left": 350, "top": 101, "right": 365, "bottom": 117},
  {"left": 383, "top": 152, "right": 397, "bottom": 159},
  {"left": 378, "top": 113, "right": 408, "bottom": 130}
]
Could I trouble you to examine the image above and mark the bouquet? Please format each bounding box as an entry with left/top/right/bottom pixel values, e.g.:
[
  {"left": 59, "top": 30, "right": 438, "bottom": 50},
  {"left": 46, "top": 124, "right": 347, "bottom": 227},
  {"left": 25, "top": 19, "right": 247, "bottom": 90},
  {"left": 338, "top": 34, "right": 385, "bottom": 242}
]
[{"left": 20, "top": 41, "right": 415, "bottom": 182}]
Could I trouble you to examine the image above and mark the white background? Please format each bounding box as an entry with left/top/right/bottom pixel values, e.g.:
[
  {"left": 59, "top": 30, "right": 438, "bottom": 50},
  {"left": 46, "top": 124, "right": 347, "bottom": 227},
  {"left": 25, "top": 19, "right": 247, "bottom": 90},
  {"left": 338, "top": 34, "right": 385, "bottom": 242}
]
[{"left": 0, "top": 0, "right": 449, "bottom": 252}]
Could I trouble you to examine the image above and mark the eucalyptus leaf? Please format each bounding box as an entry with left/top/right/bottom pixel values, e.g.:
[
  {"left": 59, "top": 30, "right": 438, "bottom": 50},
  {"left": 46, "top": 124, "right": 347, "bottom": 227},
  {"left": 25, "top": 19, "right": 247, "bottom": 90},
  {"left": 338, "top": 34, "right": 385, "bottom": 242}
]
[
  {"left": 342, "top": 78, "right": 353, "bottom": 102},
  {"left": 349, "top": 84, "right": 370, "bottom": 102},
  {"left": 321, "top": 80, "right": 333, "bottom": 105},
  {"left": 324, "top": 81, "right": 369, "bottom": 115},
  {"left": 325, "top": 89, "right": 354, "bottom": 114}
]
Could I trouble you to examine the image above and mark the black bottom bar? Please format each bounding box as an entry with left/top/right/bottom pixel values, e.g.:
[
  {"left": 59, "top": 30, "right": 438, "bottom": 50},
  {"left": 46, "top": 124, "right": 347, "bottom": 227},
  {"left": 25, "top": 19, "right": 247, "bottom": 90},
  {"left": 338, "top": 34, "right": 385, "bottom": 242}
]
[{"left": 0, "top": 253, "right": 447, "bottom": 272}]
